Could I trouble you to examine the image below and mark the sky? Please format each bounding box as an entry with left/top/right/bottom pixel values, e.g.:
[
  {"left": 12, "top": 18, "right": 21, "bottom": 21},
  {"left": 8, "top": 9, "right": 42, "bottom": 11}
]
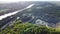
[{"left": 0, "top": 0, "right": 60, "bottom": 3}]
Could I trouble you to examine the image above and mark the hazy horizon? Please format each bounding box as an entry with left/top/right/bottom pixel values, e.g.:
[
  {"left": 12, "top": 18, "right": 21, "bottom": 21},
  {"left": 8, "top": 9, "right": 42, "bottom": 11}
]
[{"left": 0, "top": 0, "right": 60, "bottom": 3}]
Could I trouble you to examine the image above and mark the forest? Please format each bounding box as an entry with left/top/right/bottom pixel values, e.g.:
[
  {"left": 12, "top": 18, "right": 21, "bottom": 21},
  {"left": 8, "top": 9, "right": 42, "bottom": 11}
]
[{"left": 0, "top": 20, "right": 60, "bottom": 34}]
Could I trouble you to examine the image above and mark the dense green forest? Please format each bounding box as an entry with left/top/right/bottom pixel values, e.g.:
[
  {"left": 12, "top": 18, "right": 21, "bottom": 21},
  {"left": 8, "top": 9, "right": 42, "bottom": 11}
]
[{"left": 0, "top": 20, "right": 60, "bottom": 34}]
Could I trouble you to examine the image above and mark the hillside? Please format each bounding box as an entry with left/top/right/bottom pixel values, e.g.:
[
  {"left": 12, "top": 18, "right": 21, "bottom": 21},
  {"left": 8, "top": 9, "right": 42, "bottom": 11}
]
[{"left": 0, "top": 20, "right": 60, "bottom": 34}]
